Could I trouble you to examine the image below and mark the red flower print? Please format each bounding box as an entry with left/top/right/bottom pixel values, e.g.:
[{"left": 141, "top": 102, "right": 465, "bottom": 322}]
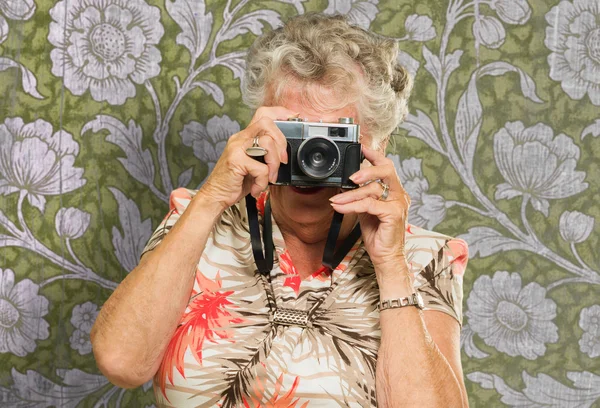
[
  {"left": 243, "top": 374, "right": 309, "bottom": 408},
  {"left": 446, "top": 238, "right": 468, "bottom": 277},
  {"left": 156, "top": 271, "right": 244, "bottom": 398},
  {"left": 257, "top": 191, "right": 268, "bottom": 217},
  {"left": 279, "top": 251, "right": 332, "bottom": 295},
  {"left": 279, "top": 251, "right": 302, "bottom": 294}
]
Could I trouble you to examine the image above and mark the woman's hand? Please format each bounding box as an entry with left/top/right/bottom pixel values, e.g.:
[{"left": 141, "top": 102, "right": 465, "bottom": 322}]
[
  {"left": 329, "top": 146, "right": 411, "bottom": 272},
  {"left": 197, "top": 106, "right": 298, "bottom": 211}
]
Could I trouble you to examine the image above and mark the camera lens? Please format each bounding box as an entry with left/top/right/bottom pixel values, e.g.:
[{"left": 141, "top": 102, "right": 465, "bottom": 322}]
[{"left": 297, "top": 137, "right": 340, "bottom": 179}]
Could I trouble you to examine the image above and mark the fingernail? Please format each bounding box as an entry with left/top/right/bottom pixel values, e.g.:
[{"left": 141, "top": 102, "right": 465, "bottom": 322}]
[
  {"left": 349, "top": 173, "right": 359, "bottom": 182},
  {"left": 329, "top": 195, "right": 340, "bottom": 203}
]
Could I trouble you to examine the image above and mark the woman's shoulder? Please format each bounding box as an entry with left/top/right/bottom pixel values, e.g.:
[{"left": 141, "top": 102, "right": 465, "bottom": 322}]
[{"left": 403, "top": 223, "right": 468, "bottom": 279}]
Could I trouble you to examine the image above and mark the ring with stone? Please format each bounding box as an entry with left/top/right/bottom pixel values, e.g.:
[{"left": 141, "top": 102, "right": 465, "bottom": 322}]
[
  {"left": 245, "top": 135, "right": 268, "bottom": 157},
  {"left": 377, "top": 180, "right": 390, "bottom": 201}
]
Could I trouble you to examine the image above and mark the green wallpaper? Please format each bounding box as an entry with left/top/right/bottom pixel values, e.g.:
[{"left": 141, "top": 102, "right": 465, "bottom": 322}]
[{"left": 0, "top": 0, "right": 599, "bottom": 406}]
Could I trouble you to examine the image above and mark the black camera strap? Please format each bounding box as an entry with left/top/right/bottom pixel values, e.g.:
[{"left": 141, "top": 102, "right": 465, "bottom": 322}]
[
  {"left": 246, "top": 194, "right": 361, "bottom": 275},
  {"left": 246, "top": 194, "right": 274, "bottom": 275},
  {"left": 322, "top": 210, "right": 362, "bottom": 270}
]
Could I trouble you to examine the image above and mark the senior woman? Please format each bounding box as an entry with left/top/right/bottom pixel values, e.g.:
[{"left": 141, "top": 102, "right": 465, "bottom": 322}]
[{"left": 91, "top": 13, "right": 469, "bottom": 408}]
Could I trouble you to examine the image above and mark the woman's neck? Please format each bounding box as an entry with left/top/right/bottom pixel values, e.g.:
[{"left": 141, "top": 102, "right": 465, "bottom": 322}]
[{"left": 270, "top": 193, "right": 358, "bottom": 263}]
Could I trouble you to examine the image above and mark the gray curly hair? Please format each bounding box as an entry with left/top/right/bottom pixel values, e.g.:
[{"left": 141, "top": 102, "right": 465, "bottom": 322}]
[{"left": 242, "top": 13, "right": 413, "bottom": 149}]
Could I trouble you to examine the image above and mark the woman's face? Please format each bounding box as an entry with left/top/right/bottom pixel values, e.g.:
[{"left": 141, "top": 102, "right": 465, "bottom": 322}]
[{"left": 267, "top": 84, "right": 369, "bottom": 222}]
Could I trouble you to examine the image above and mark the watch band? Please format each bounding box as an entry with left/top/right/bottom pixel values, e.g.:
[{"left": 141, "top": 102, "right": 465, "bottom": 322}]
[{"left": 378, "top": 292, "right": 424, "bottom": 311}]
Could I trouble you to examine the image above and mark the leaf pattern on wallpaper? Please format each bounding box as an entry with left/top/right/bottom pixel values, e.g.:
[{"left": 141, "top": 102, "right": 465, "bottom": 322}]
[
  {"left": 0, "top": 368, "right": 109, "bottom": 408},
  {"left": 581, "top": 119, "right": 600, "bottom": 139},
  {"left": 399, "top": 110, "right": 445, "bottom": 154},
  {"left": 219, "top": 53, "right": 247, "bottom": 79},
  {"left": 0, "top": 58, "right": 44, "bottom": 99},
  {"left": 454, "top": 62, "right": 543, "bottom": 171},
  {"left": 458, "top": 227, "right": 528, "bottom": 258},
  {"left": 468, "top": 371, "right": 600, "bottom": 408},
  {"left": 82, "top": 116, "right": 155, "bottom": 187},
  {"left": 166, "top": 0, "right": 213, "bottom": 66},
  {"left": 221, "top": 10, "right": 282, "bottom": 42},
  {"left": 460, "top": 324, "right": 490, "bottom": 359},
  {"left": 108, "top": 187, "right": 153, "bottom": 273},
  {"left": 190, "top": 80, "right": 225, "bottom": 106}
]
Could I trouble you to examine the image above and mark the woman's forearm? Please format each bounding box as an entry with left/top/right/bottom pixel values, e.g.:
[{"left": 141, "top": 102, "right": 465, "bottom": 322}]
[
  {"left": 90, "top": 194, "right": 224, "bottom": 388},
  {"left": 375, "top": 265, "right": 465, "bottom": 408}
]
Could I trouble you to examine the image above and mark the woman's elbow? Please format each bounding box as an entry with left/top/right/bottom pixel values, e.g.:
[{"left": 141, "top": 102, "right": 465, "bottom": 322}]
[{"left": 91, "top": 331, "right": 155, "bottom": 389}]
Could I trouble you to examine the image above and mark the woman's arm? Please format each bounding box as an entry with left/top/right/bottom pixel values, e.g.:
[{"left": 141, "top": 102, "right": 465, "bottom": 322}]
[
  {"left": 91, "top": 106, "right": 294, "bottom": 389},
  {"left": 374, "top": 267, "right": 467, "bottom": 408},
  {"left": 329, "top": 146, "right": 467, "bottom": 407},
  {"left": 90, "top": 194, "right": 224, "bottom": 388}
]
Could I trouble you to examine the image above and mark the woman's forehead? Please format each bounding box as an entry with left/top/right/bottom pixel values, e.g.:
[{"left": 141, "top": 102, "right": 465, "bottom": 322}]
[{"left": 269, "top": 83, "right": 359, "bottom": 123}]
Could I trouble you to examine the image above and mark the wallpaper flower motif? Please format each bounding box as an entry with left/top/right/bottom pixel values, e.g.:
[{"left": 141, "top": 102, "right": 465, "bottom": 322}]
[
  {"left": 491, "top": 0, "right": 531, "bottom": 25},
  {"left": 466, "top": 271, "right": 559, "bottom": 360},
  {"left": 0, "top": 118, "right": 85, "bottom": 213},
  {"left": 559, "top": 210, "right": 595, "bottom": 243},
  {"left": 0, "top": 269, "right": 49, "bottom": 357},
  {"left": 323, "top": 0, "right": 379, "bottom": 29},
  {"left": 390, "top": 154, "right": 447, "bottom": 229},
  {"left": 48, "top": 0, "right": 164, "bottom": 105},
  {"left": 70, "top": 302, "right": 99, "bottom": 333},
  {"left": 181, "top": 115, "right": 240, "bottom": 167},
  {"left": 579, "top": 305, "right": 600, "bottom": 358},
  {"left": 545, "top": 0, "right": 600, "bottom": 105},
  {"left": 493, "top": 121, "right": 588, "bottom": 216},
  {"left": 0, "top": 0, "right": 35, "bottom": 44},
  {"left": 472, "top": 16, "right": 506, "bottom": 49},
  {"left": 70, "top": 329, "right": 92, "bottom": 355},
  {"left": 55, "top": 208, "right": 92, "bottom": 240},
  {"left": 404, "top": 14, "right": 436, "bottom": 42}
]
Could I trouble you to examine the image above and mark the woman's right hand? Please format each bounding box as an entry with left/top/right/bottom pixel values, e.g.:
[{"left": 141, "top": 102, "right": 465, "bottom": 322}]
[{"left": 196, "top": 106, "right": 298, "bottom": 211}]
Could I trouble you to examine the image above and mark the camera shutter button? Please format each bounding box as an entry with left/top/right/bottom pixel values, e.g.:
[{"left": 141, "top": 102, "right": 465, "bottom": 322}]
[{"left": 338, "top": 117, "right": 354, "bottom": 124}]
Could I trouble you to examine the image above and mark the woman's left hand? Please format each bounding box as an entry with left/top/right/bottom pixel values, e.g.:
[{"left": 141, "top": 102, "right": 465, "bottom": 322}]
[{"left": 329, "top": 146, "right": 410, "bottom": 270}]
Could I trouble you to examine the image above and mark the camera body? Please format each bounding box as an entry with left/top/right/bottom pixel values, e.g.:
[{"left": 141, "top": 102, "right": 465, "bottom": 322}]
[{"left": 273, "top": 118, "right": 363, "bottom": 189}]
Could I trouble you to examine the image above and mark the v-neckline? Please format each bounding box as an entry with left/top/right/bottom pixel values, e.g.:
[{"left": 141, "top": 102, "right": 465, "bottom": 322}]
[{"left": 254, "top": 192, "right": 365, "bottom": 311}]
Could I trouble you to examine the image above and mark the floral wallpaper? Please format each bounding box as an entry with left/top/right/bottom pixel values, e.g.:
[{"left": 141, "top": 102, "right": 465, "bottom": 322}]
[{"left": 0, "top": 0, "right": 599, "bottom": 407}]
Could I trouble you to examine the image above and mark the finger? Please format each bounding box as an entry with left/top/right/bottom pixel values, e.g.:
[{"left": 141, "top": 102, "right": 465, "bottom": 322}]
[
  {"left": 350, "top": 163, "right": 399, "bottom": 186},
  {"left": 330, "top": 197, "right": 388, "bottom": 218},
  {"left": 242, "top": 155, "right": 270, "bottom": 197},
  {"left": 247, "top": 135, "right": 280, "bottom": 183},
  {"left": 361, "top": 145, "right": 388, "bottom": 167},
  {"left": 257, "top": 118, "right": 290, "bottom": 164},
  {"left": 329, "top": 181, "right": 386, "bottom": 204},
  {"left": 248, "top": 117, "right": 289, "bottom": 164},
  {"left": 250, "top": 106, "right": 299, "bottom": 125}
]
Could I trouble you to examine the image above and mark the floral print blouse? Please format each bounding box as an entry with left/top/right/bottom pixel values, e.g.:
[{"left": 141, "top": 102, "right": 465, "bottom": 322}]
[{"left": 141, "top": 188, "right": 468, "bottom": 407}]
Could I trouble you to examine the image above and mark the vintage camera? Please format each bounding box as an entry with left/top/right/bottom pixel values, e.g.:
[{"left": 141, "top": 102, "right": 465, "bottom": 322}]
[{"left": 272, "top": 117, "right": 363, "bottom": 189}]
